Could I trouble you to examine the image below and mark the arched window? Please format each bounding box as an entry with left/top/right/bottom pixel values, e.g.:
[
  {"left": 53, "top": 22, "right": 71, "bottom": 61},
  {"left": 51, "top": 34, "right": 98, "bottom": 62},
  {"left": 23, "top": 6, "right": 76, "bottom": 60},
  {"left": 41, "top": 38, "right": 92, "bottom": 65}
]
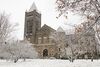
[{"left": 43, "top": 49, "right": 48, "bottom": 57}]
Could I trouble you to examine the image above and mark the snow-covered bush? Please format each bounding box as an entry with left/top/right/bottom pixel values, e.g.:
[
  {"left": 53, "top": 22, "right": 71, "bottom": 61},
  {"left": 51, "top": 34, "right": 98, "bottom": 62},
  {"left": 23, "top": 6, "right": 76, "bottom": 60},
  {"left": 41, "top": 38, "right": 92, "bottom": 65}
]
[
  {"left": 17, "top": 40, "right": 38, "bottom": 59},
  {"left": 0, "top": 40, "right": 38, "bottom": 62},
  {"left": 0, "top": 43, "right": 12, "bottom": 59}
]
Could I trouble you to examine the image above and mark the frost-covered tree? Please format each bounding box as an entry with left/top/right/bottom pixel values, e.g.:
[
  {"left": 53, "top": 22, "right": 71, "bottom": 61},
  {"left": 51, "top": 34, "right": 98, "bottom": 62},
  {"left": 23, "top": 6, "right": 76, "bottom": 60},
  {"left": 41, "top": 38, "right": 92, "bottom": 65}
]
[
  {"left": 0, "top": 12, "right": 17, "bottom": 60},
  {"left": 0, "top": 12, "right": 38, "bottom": 62},
  {"left": 56, "top": 0, "right": 100, "bottom": 60},
  {"left": 74, "top": 22, "right": 97, "bottom": 60},
  {"left": 56, "top": 0, "right": 100, "bottom": 38},
  {"left": 0, "top": 40, "right": 38, "bottom": 63},
  {"left": 8, "top": 40, "right": 38, "bottom": 62},
  {"left": 51, "top": 28, "right": 77, "bottom": 61},
  {"left": 50, "top": 28, "right": 68, "bottom": 59},
  {"left": 56, "top": 0, "right": 100, "bottom": 18},
  {"left": 18, "top": 40, "right": 38, "bottom": 59},
  {"left": 56, "top": 0, "right": 100, "bottom": 43},
  {"left": 0, "top": 13, "right": 16, "bottom": 43}
]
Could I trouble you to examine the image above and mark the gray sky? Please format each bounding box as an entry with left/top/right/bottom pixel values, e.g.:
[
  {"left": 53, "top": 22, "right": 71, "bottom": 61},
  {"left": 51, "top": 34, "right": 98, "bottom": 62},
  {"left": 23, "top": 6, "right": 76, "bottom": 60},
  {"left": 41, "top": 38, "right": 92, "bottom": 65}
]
[{"left": 0, "top": 0, "right": 82, "bottom": 40}]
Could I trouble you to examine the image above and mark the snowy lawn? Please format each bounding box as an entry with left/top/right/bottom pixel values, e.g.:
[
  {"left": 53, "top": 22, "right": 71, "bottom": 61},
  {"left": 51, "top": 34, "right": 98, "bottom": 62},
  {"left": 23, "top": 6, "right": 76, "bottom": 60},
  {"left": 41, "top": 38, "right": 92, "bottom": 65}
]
[{"left": 0, "top": 59, "right": 100, "bottom": 67}]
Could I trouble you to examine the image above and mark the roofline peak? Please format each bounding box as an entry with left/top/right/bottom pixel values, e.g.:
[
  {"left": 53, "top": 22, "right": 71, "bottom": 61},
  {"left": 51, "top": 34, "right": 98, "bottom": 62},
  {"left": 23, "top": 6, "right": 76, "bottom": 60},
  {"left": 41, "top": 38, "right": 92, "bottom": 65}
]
[{"left": 29, "top": 2, "right": 37, "bottom": 12}]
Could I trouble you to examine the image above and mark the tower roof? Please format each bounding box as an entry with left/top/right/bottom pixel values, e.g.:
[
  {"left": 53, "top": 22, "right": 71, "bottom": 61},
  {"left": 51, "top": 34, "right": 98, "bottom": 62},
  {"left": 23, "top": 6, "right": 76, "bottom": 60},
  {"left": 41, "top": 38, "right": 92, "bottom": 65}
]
[
  {"left": 29, "top": 2, "right": 37, "bottom": 12},
  {"left": 57, "top": 27, "right": 65, "bottom": 32}
]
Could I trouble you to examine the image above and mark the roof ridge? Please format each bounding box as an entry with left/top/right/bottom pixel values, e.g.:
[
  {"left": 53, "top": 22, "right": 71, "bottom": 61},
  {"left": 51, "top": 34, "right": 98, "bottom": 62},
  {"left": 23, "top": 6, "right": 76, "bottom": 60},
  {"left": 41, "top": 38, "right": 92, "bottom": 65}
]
[{"left": 39, "top": 24, "right": 55, "bottom": 31}]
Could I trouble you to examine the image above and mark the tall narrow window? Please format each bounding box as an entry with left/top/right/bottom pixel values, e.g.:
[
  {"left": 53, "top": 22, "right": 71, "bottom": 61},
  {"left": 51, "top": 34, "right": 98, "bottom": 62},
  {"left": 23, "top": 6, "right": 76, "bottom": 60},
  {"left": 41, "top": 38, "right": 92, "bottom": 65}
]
[
  {"left": 38, "top": 37, "right": 42, "bottom": 44},
  {"left": 43, "top": 37, "right": 47, "bottom": 43}
]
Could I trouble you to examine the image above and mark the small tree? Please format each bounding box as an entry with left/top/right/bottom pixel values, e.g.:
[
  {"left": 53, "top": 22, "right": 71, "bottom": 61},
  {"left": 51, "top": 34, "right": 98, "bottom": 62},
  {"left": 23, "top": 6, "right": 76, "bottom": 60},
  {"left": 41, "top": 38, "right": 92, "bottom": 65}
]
[
  {"left": 51, "top": 30, "right": 68, "bottom": 59},
  {"left": 18, "top": 40, "right": 38, "bottom": 59},
  {"left": 7, "top": 40, "right": 38, "bottom": 63}
]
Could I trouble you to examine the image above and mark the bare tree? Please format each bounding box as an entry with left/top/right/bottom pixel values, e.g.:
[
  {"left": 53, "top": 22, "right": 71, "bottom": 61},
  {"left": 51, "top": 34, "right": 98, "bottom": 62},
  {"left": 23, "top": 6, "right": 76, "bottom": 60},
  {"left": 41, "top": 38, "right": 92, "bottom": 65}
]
[
  {"left": 51, "top": 30, "right": 76, "bottom": 62},
  {"left": 0, "top": 13, "right": 16, "bottom": 43},
  {"left": 56, "top": 0, "right": 100, "bottom": 39},
  {"left": 56, "top": 0, "right": 100, "bottom": 60},
  {"left": 50, "top": 31, "right": 67, "bottom": 58},
  {"left": 74, "top": 22, "right": 97, "bottom": 60},
  {"left": 0, "top": 12, "right": 19, "bottom": 62},
  {"left": 56, "top": 0, "right": 100, "bottom": 17}
]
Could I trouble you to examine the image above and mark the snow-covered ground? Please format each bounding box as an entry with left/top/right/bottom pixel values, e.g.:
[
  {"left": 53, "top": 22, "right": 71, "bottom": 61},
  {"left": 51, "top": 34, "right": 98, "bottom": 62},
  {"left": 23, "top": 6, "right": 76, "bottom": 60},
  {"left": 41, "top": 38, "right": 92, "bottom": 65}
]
[{"left": 0, "top": 59, "right": 100, "bottom": 67}]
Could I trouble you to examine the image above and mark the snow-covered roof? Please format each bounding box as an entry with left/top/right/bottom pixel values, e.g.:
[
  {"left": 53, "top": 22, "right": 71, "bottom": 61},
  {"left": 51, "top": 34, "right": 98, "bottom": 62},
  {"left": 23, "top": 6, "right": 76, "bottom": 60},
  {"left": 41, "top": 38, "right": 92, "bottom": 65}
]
[
  {"left": 29, "top": 2, "right": 37, "bottom": 12},
  {"left": 57, "top": 27, "right": 65, "bottom": 32}
]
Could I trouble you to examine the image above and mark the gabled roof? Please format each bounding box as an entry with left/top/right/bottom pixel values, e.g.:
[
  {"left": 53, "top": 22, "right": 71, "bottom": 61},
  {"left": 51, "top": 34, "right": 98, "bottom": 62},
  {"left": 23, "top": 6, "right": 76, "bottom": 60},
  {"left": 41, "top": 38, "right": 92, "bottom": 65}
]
[
  {"left": 57, "top": 27, "right": 65, "bottom": 32},
  {"left": 29, "top": 2, "right": 37, "bottom": 12},
  {"left": 38, "top": 24, "right": 55, "bottom": 34}
]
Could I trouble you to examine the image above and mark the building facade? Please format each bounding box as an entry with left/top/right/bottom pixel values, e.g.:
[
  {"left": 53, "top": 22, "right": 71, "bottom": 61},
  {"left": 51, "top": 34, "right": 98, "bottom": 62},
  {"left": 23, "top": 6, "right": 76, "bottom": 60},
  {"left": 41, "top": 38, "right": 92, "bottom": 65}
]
[
  {"left": 24, "top": 3, "right": 60, "bottom": 58},
  {"left": 24, "top": 2, "right": 97, "bottom": 59}
]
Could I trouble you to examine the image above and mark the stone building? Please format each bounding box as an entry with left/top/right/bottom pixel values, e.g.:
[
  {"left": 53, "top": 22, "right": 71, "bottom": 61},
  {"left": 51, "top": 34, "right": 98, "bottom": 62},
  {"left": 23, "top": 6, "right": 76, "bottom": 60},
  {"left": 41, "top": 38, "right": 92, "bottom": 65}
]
[
  {"left": 24, "top": 3, "right": 61, "bottom": 58},
  {"left": 24, "top": 2, "right": 97, "bottom": 59}
]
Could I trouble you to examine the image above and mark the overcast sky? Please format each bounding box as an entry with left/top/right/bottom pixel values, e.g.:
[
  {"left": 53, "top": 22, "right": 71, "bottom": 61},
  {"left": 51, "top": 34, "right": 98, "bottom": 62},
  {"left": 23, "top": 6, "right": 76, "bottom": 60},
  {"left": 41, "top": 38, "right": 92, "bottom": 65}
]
[{"left": 0, "top": 0, "right": 82, "bottom": 40}]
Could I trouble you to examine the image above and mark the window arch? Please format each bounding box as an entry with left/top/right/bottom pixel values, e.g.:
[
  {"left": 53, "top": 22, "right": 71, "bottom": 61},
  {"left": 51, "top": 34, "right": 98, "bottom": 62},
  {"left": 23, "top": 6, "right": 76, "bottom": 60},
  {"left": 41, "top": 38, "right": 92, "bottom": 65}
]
[{"left": 43, "top": 49, "right": 48, "bottom": 57}]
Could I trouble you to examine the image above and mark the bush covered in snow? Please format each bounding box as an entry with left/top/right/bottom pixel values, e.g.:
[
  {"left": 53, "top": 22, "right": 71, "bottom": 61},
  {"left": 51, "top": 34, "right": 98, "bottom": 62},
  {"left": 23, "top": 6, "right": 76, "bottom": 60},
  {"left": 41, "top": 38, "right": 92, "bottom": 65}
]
[{"left": 0, "top": 40, "right": 38, "bottom": 62}]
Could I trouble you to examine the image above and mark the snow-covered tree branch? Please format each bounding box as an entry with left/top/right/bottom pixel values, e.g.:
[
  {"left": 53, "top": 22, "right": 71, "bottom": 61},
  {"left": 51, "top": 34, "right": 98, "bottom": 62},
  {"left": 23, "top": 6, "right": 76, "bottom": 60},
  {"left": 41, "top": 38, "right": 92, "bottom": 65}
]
[
  {"left": 56, "top": 0, "right": 100, "bottom": 59},
  {"left": 0, "top": 13, "right": 16, "bottom": 43}
]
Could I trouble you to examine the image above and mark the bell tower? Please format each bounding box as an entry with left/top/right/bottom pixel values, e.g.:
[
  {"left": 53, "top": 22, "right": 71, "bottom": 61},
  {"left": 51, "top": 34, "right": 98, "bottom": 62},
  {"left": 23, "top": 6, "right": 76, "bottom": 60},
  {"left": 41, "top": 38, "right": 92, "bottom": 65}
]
[{"left": 24, "top": 2, "right": 41, "bottom": 44}]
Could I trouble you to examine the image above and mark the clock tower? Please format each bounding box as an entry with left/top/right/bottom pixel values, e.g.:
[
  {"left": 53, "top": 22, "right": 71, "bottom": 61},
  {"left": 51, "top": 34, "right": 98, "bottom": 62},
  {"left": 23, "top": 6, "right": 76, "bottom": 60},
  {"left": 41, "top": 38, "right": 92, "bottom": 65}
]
[{"left": 24, "top": 2, "right": 41, "bottom": 44}]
